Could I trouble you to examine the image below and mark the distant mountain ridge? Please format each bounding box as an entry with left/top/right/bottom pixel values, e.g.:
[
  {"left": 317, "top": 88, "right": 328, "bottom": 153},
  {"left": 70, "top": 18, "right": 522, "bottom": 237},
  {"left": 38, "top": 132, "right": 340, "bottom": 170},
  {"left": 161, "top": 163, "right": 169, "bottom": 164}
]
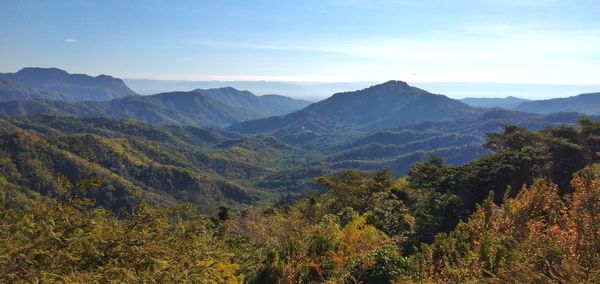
[
  {"left": 459, "top": 92, "right": 600, "bottom": 115},
  {"left": 513, "top": 92, "right": 600, "bottom": 115},
  {"left": 0, "top": 67, "right": 138, "bottom": 101},
  {"left": 2, "top": 68, "right": 598, "bottom": 132},
  {"left": 228, "top": 80, "right": 481, "bottom": 134},
  {"left": 0, "top": 87, "right": 311, "bottom": 127},
  {"left": 460, "top": 96, "right": 530, "bottom": 108}
]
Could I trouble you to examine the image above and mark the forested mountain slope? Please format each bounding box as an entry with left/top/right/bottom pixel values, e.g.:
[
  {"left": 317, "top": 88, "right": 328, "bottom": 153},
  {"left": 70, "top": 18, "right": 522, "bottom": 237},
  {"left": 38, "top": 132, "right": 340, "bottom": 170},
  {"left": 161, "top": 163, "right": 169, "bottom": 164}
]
[
  {"left": 228, "top": 80, "right": 482, "bottom": 134},
  {"left": 0, "top": 116, "right": 315, "bottom": 212}
]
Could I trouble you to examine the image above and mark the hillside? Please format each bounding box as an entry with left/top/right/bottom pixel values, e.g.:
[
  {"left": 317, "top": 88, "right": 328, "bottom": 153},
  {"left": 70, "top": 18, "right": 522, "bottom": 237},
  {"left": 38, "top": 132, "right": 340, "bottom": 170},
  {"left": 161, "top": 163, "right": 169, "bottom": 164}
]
[
  {"left": 0, "top": 87, "right": 311, "bottom": 127},
  {"left": 513, "top": 92, "right": 600, "bottom": 115},
  {"left": 229, "top": 80, "right": 481, "bottom": 134},
  {"left": 194, "top": 87, "right": 311, "bottom": 117},
  {"left": 322, "top": 110, "right": 596, "bottom": 174},
  {"left": 0, "top": 115, "right": 318, "bottom": 212},
  {"left": 0, "top": 67, "right": 138, "bottom": 101}
]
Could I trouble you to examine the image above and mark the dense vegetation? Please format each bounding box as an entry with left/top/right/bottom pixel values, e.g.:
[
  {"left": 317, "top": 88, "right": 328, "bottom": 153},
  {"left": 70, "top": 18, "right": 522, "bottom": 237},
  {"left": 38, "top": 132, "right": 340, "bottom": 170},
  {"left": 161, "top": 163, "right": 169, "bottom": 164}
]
[
  {"left": 1, "top": 118, "right": 598, "bottom": 282},
  {"left": 0, "top": 115, "right": 318, "bottom": 213},
  {"left": 322, "top": 110, "right": 592, "bottom": 174}
]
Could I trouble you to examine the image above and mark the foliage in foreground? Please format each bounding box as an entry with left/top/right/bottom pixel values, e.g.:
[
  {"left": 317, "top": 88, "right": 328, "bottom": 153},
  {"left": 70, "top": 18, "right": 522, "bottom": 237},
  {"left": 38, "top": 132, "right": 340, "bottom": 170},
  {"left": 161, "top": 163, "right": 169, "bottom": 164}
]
[
  {"left": 408, "top": 167, "right": 599, "bottom": 283},
  {"left": 1, "top": 166, "right": 597, "bottom": 283},
  {"left": 0, "top": 189, "right": 239, "bottom": 283}
]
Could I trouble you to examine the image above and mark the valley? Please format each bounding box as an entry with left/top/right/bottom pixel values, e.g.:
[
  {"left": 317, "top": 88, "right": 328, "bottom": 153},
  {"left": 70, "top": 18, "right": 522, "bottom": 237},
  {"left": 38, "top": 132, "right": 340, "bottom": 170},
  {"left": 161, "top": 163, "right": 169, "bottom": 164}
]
[{"left": 1, "top": 68, "right": 598, "bottom": 211}]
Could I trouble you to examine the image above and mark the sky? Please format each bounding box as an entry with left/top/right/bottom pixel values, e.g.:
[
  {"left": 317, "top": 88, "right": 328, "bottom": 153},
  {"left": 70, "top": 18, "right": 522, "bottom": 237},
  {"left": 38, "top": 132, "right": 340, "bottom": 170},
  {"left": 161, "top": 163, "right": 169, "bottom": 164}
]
[{"left": 1, "top": 0, "right": 600, "bottom": 85}]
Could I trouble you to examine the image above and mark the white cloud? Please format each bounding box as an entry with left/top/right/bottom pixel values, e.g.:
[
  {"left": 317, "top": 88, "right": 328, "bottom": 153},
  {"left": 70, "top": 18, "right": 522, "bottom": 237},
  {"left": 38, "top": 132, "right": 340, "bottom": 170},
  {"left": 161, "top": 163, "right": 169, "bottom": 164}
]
[{"left": 64, "top": 38, "right": 77, "bottom": 43}]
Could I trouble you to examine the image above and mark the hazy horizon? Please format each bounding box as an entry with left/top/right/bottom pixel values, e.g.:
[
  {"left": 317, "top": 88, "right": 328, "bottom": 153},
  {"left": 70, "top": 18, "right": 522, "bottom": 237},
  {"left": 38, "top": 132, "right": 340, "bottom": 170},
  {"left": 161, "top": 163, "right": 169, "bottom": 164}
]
[
  {"left": 2, "top": 65, "right": 599, "bottom": 101},
  {"left": 123, "top": 77, "right": 600, "bottom": 101}
]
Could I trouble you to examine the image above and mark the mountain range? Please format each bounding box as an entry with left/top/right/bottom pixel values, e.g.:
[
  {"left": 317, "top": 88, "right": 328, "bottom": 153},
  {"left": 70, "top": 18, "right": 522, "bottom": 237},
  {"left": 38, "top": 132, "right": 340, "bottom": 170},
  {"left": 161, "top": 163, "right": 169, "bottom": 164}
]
[
  {"left": 0, "top": 68, "right": 598, "bottom": 173},
  {"left": 0, "top": 67, "right": 598, "bottom": 214},
  {"left": 0, "top": 68, "right": 311, "bottom": 127},
  {"left": 0, "top": 88, "right": 310, "bottom": 127},
  {"left": 2, "top": 67, "right": 599, "bottom": 128}
]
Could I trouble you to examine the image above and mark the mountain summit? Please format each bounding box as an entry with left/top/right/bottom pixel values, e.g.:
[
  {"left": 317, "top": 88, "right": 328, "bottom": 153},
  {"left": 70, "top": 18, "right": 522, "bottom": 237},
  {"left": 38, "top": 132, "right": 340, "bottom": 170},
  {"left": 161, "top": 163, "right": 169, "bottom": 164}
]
[
  {"left": 229, "top": 80, "right": 480, "bottom": 134},
  {"left": 0, "top": 67, "right": 138, "bottom": 101}
]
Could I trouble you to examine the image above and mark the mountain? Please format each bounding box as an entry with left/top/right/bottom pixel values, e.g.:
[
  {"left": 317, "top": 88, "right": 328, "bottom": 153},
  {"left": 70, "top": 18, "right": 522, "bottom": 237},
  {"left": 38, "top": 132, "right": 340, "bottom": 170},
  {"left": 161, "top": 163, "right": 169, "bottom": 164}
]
[
  {"left": 0, "top": 78, "right": 67, "bottom": 102},
  {"left": 513, "top": 92, "right": 600, "bottom": 115},
  {"left": 0, "top": 87, "right": 311, "bottom": 127},
  {"left": 0, "top": 67, "right": 138, "bottom": 101},
  {"left": 228, "top": 80, "right": 481, "bottom": 135},
  {"left": 460, "top": 96, "right": 529, "bottom": 108}
]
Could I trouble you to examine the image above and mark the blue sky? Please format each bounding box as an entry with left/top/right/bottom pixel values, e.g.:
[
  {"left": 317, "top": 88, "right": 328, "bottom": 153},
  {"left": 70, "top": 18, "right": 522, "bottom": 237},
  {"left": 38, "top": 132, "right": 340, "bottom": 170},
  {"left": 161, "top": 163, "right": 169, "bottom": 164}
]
[{"left": 1, "top": 0, "right": 599, "bottom": 84}]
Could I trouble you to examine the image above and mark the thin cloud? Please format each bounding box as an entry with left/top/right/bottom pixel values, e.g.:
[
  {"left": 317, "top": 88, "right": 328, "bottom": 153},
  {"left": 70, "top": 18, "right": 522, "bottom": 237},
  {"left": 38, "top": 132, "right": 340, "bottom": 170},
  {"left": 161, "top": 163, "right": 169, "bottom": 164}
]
[{"left": 64, "top": 38, "right": 77, "bottom": 43}]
